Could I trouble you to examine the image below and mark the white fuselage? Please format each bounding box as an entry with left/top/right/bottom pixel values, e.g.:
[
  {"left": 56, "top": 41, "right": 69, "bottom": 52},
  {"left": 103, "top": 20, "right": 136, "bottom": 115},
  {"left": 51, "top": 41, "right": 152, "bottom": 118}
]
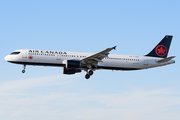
[{"left": 5, "top": 49, "right": 175, "bottom": 71}]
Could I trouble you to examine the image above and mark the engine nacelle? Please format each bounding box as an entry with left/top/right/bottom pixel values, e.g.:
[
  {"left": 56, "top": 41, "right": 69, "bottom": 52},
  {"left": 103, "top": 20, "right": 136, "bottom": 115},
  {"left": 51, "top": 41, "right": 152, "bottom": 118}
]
[
  {"left": 62, "top": 67, "right": 81, "bottom": 75},
  {"left": 62, "top": 60, "right": 85, "bottom": 68}
]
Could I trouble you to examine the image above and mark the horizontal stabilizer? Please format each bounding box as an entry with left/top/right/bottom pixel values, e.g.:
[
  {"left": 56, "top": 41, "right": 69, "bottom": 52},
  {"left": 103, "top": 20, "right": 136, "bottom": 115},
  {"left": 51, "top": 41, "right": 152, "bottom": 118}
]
[{"left": 156, "top": 56, "right": 176, "bottom": 63}]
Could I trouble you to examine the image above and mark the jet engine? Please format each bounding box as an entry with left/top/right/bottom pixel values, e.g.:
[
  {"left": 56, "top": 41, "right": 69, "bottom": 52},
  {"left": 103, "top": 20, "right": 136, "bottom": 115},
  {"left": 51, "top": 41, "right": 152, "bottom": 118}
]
[{"left": 62, "top": 60, "right": 85, "bottom": 75}]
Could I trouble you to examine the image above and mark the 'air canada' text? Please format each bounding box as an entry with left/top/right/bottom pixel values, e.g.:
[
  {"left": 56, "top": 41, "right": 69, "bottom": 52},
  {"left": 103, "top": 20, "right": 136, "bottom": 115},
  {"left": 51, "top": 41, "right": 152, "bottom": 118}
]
[{"left": 28, "top": 50, "right": 67, "bottom": 54}]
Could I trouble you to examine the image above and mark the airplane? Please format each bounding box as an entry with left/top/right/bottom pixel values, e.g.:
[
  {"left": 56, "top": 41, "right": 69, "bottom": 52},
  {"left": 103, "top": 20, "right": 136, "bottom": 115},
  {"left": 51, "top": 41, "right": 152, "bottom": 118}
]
[{"left": 5, "top": 35, "right": 175, "bottom": 79}]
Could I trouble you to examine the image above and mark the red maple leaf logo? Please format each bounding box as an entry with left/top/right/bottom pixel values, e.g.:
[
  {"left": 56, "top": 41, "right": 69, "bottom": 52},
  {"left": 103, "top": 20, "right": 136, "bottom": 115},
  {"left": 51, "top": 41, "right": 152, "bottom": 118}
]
[
  {"left": 155, "top": 45, "right": 167, "bottom": 57},
  {"left": 158, "top": 47, "right": 165, "bottom": 54},
  {"left": 28, "top": 55, "right": 33, "bottom": 60}
]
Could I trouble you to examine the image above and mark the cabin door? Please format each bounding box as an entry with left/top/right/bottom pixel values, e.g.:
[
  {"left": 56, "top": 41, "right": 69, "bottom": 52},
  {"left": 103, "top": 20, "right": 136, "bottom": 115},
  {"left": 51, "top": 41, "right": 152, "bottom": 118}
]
[{"left": 22, "top": 50, "right": 27, "bottom": 58}]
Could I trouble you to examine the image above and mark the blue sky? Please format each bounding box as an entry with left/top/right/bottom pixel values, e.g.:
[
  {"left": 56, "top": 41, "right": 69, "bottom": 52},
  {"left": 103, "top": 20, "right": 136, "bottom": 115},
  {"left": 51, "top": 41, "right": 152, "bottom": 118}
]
[{"left": 0, "top": 0, "right": 180, "bottom": 120}]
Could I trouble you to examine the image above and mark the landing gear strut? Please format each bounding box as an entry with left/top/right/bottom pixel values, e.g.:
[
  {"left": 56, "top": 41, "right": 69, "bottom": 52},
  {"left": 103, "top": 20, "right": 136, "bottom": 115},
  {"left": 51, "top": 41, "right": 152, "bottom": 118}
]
[
  {"left": 22, "top": 65, "right": 26, "bottom": 73},
  {"left": 85, "top": 70, "right": 94, "bottom": 79}
]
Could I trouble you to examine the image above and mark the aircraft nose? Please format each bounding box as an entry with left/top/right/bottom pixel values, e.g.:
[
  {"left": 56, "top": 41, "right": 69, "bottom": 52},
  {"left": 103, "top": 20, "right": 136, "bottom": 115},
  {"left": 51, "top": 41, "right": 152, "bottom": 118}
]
[{"left": 5, "top": 55, "right": 9, "bottom": 61}]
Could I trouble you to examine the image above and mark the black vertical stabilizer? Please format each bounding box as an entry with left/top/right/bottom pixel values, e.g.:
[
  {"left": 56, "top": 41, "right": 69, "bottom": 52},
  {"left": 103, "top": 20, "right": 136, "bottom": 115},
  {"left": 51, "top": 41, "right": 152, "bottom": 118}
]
[{"left": 146, "top": 35, "right": 173, "bottom": 58}]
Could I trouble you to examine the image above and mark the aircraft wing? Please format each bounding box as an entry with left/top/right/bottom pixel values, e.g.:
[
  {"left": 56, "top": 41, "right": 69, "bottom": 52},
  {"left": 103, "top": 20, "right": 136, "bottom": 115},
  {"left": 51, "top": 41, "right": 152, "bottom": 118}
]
[
  {"left": 80, "top": 46, "right": 116, "bottom": 68},
  {"left": 156, "top": 56, "right": 176, "bottom": 63}
]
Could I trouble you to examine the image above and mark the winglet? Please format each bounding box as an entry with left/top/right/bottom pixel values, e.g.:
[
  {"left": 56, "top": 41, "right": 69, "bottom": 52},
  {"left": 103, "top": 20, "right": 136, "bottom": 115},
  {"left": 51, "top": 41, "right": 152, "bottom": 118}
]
[{"left": 113, "top": 46, "right": 117, "bottom": 50}]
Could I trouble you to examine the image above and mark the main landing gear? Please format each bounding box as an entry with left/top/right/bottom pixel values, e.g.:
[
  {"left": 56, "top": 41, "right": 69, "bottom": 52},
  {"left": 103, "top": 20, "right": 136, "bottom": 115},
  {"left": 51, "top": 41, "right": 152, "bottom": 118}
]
[
  {"left": 85, "top": 70, "right": 94, "bottom": 79},
  {"left": 22, "top": 65, "right": 26, "bottom": 73}
]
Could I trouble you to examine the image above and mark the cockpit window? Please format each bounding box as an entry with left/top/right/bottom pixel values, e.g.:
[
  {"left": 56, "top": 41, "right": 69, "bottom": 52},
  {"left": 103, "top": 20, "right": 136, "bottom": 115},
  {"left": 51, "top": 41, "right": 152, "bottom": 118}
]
[{"left": 10, "top": 52, "right": 20, "bottom": 55}]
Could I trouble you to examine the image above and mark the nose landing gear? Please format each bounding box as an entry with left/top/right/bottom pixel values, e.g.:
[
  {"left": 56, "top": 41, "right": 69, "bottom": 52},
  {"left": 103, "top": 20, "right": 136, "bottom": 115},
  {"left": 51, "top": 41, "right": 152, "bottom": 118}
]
[{"left": 22, "top": 65, "right": 26, "bottom": 73}]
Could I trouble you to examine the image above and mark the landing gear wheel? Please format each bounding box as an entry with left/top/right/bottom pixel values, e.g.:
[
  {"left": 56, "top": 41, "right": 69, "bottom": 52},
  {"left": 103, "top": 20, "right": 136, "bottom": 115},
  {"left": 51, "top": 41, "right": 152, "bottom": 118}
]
[
  {"left": 22, "top": 64, "right": 26, "bottom": 73},
  {"left": 22, "top": 70, "right": 25, "bottom": 73},
  {"left": 85, "top": 74, "right": 90, "bottom": 79},
  {"left": 89, "top": 70, "right": 93, "bottom": 76}
]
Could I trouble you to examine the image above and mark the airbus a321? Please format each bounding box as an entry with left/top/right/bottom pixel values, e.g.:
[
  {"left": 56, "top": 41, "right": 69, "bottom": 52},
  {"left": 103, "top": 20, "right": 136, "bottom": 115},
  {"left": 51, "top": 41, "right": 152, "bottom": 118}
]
[{"left": 5, "top": 35, "right": 175, "bottom": 79}]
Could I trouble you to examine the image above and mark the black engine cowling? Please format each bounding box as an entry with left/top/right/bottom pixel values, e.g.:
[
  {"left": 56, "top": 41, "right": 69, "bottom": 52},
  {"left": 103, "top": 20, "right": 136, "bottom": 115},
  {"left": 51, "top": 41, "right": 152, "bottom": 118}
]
[
  {"left": 62, "top": 60, "right": 85, "bottom": 68},
  {"left": 62, "top": 60, "right": 85, "bottom": 75},
  {"left": 62, "top": 67, "right": 81, "bottom": 75}
]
